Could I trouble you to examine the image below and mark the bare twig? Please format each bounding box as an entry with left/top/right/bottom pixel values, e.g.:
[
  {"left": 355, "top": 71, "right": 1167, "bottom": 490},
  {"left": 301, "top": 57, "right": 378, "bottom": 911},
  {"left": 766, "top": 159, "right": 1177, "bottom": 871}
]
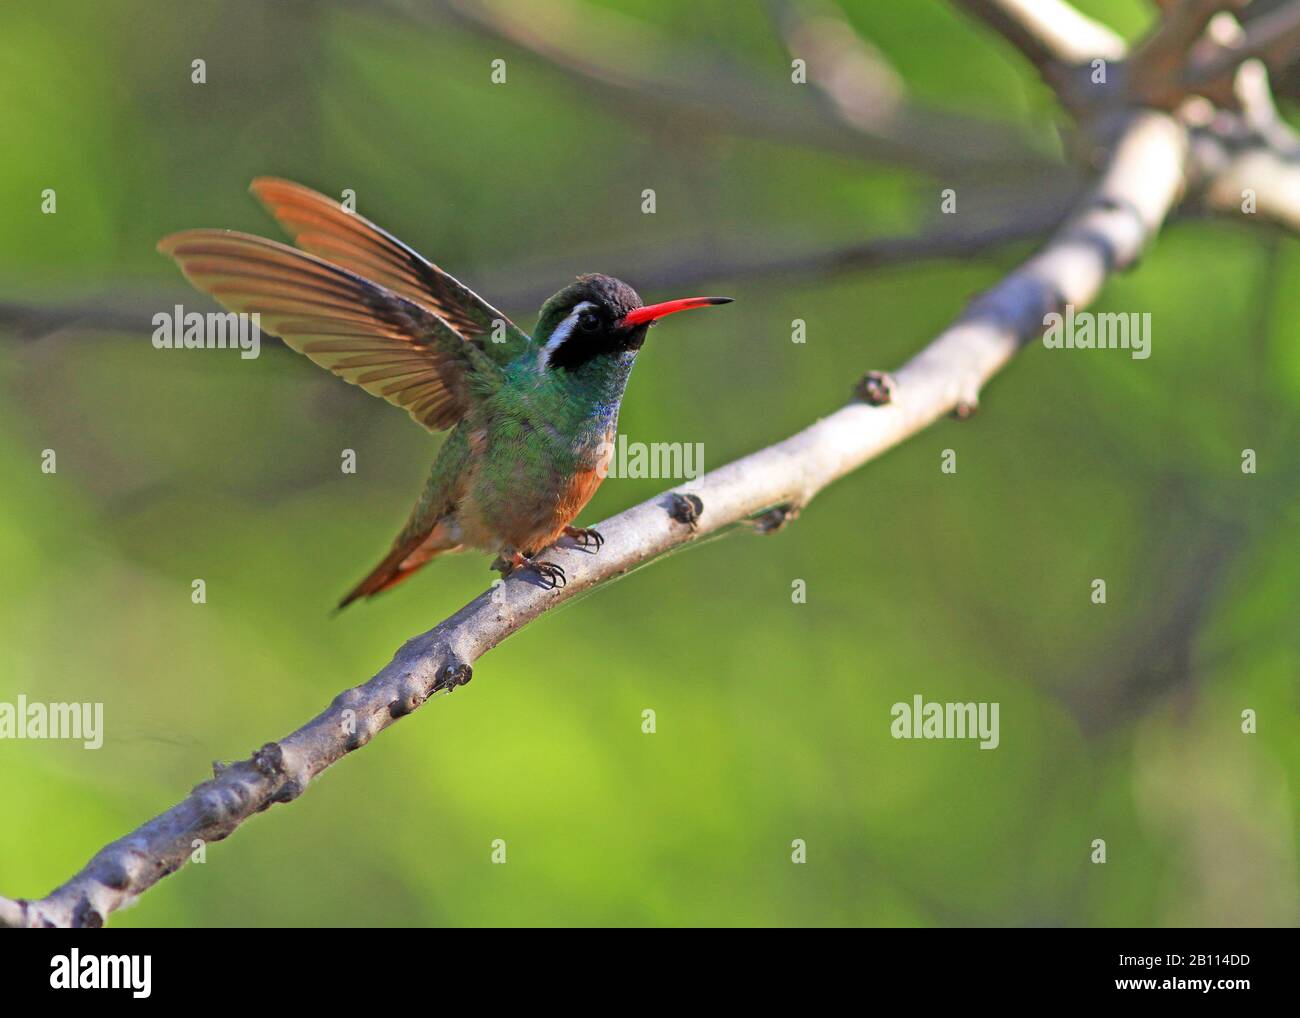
[
  {"left": 954, "top": 0, "right": 1300, "bottom": 239},
  {"left": 420, "top": 0, "right": 1055, "bottom": 174},
  {"left": 0, "top": 203, "right": 1073, "bottom": 339},
  {"left": 0, "top": 897, "right": 25, "bottom": 928},
  {"left": 1127, "top": 1, "right": 1235, "bottom": 107},
  {"left": 0, "top": 109, "right": 1186, "bottom": 928},
  {"left": 1182, "top": 0, "right": 1300, "bottom": 100},
  {"left": 950, "top": 0, "right": 1127, "bottom": 114},
  {"left": 485, "top": 197, "right": 1076, "bottom": 308},
  {"left": 765, "top": 0, "right": 906, "bottom": 134},
  {"left": 1185, "top": 57, "right": 1300, "bottom": 230},
  {"left": 1201, "top": 147, "right": 1300, "bottom": 229},
  {"left": 1131, "top": 1, "right": 1240, "bottom": 79},
  {"left": 950, "top": 0, "right": 1126, "bottom": 69}
]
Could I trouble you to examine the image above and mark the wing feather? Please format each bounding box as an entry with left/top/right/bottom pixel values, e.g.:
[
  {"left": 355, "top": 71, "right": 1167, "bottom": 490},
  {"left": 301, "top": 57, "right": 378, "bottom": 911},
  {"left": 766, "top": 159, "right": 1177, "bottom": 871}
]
[
  {"left": 157, "top": 229, "right": 500, "bottom": 431},
  {"left": 249, "top": 177, "right": 532, "bottom": 363}
]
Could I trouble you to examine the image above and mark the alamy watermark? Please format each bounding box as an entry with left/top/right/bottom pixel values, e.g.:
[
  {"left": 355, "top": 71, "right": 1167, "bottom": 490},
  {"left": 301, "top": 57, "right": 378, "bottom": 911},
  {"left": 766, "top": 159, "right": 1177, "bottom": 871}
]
[
  {"left": 598, "top": 434, "right": 704, "bottom": 480},
  {"left": 0, "top": 695, "right": 103, "bottom": 749},
  {"left": 152, "top": 305, "right": 261, "bottom": 359},
  {"left": 50, "top": 950, "right": 150, "bottom": 997},
  {"left": 891, "top": 695, "right": 999, "bottom": 749},
  {"left": 1042, "top": 304, "right": 1151, "bottom": 360}
]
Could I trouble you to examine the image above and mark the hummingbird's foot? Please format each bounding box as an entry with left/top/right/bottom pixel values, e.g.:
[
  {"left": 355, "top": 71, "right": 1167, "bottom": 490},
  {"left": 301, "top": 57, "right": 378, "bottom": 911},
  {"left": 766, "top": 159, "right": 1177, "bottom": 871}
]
[
  {"left": 531, "top": 560, "right": 567, "bottom": 589},
  {"left": 563, "top": 525, "right": 604, "bottom": 552},
  {"left": 492, "top": 549, "right": 568, "bottom": 589}
]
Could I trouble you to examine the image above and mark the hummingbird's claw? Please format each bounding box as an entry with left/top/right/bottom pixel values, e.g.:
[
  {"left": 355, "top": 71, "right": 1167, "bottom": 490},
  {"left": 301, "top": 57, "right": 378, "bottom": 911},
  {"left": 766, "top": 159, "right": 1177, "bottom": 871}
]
[
  {"left": 532, "top": 561, "right": 567, "bottom": 589},
  {"left": 563, "top": 525, "right": 604, "bottom": 552},
  {"left": 493, "top": 549, "right": 567, "bottom": 589}
]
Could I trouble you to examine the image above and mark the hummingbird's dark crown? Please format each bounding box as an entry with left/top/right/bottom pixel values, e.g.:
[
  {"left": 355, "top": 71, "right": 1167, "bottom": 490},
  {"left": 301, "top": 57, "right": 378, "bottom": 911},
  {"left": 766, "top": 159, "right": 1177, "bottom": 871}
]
[
  {"left": 569, "top": 273, "right": 644, "bottom": 319},
  {"left": 537, "top": 273, "right": 647, "bottom": 373}
]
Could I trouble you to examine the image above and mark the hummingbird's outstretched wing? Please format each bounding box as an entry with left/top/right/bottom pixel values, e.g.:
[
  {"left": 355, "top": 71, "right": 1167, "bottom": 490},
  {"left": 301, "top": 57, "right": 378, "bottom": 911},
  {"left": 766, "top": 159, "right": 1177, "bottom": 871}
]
[
  {"left": 249, "top": 177, "right": 532, "bottom": 365},
  {"left": 158, "top": 230, "right": 503, "bottom": 431}
]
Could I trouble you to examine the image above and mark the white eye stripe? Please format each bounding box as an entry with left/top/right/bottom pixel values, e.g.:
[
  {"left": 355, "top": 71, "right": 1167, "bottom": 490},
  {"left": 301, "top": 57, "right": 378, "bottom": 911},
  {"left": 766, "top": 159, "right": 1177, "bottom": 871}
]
[{"left": 540, "top": 301, "right": 597, "bottom": 368}]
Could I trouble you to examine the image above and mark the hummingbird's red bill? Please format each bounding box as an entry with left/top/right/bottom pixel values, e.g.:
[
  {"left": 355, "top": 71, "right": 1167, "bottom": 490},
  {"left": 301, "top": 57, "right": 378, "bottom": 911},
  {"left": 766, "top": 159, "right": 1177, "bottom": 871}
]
[{"left": 620, "top": 296, "right": 733, "bottom": 327}]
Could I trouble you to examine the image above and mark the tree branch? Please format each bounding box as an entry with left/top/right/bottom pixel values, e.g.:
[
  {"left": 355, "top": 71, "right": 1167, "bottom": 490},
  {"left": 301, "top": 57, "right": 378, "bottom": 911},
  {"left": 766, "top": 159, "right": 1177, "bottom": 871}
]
[
  {"left": 765, "top": 0, "right": 906, "bottom": 135},
  {"left": 0, "top": 109, "right": 1187, "bottom": 928},
  {"left": 0, "top": 204, "right": 1072, "bottom": 339},
  {"left": 951, "top": 0, "right": 1126, "bottom": 70},
  {"left": 420, "top": 0, "right": 1056, "bottom": 175},
  {"left": 953, "top": 0, "right": 1300, "bottom": 240},
  {"left": 485, "top": 196, "right": 1076, "bottom": 309},
  {"left": 1182, "top": 0, "right": 1300, "bottom": 100},
  {"left": 1131, "top": 0, "right": 1240, "bottom": 79},
  {"left": 1192, "top": 60, "right": 1300, "bottom": 230}
]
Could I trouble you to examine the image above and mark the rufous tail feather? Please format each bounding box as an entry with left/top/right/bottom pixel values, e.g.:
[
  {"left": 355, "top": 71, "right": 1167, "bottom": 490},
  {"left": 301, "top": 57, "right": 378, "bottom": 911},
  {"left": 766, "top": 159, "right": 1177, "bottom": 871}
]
[{"left": 335, "top": 534, "right": 443, "bottom": 612}]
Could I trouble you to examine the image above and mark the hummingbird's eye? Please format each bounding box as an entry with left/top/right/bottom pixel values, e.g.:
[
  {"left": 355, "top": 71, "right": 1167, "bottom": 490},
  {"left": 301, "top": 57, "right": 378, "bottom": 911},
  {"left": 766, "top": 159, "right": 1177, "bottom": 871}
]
[{"left": 577, "top": 311, "right": 601, "bottom": 333}]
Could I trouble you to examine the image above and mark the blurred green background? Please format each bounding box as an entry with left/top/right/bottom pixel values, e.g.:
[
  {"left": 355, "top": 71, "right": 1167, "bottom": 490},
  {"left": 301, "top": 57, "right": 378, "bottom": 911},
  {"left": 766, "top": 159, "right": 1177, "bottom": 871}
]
[{"left": 1, "top": 0, "right": 1297, "bottom": 927}]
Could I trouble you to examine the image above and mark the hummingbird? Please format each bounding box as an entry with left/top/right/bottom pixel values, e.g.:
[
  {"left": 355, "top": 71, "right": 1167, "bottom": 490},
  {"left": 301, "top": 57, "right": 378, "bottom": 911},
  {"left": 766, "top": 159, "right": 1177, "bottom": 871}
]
[{"left": 158, "top": 179, "right": 732, "bottom": 609}]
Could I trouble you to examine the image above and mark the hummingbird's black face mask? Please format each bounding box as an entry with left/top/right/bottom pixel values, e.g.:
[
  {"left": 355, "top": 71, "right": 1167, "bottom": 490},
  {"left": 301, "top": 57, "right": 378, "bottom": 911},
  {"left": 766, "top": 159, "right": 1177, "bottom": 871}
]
[
  {"left": 540, "top": 273, "right": 648, "bottom": 373},
  {"left": 539, "top": 275, "right": 732, "bottom": 373}
]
